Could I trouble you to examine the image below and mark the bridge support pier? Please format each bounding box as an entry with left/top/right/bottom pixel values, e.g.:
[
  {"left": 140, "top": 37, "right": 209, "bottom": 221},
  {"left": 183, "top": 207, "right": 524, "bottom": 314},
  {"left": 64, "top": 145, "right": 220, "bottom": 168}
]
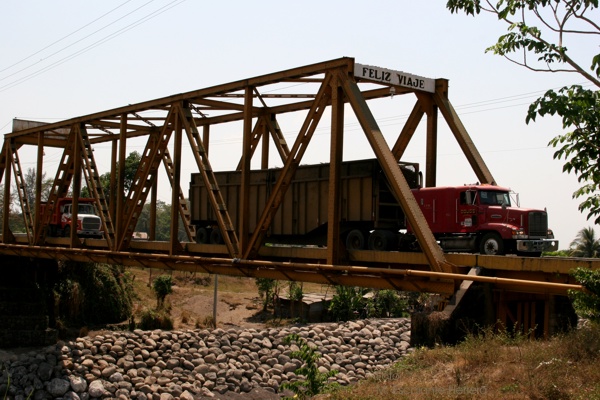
[{"left": 411, "top": 280, "right": 577, "bottom": 347}]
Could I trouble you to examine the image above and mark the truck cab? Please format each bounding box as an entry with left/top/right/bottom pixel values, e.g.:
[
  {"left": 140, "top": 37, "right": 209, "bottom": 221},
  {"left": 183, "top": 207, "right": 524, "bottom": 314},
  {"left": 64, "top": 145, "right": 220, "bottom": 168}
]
[
  {"left": 41, "top": 198, "right": 104, "bottom": 238},
  {"left": 410, "top": 185, "right": 558, "bottom": 256}
]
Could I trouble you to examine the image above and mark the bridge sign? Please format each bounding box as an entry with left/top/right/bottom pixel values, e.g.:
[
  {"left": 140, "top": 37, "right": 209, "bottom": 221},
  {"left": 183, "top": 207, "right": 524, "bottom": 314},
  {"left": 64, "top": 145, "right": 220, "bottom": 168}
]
[{"left": 355, "top": 63, "right": 435, "bottom": 93}]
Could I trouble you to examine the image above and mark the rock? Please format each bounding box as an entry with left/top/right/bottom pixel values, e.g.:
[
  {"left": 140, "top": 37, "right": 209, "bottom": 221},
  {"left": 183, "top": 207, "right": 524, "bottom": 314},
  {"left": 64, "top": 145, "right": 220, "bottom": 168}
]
[
  {"left": 88, "top": 380, "right": 106, "bottom": 398},
  {"left": 47, "top": 378, "right": 70, "bottom": 396},
  {"left": 69, "top": 375, "right": 88, "bottom": 392}
]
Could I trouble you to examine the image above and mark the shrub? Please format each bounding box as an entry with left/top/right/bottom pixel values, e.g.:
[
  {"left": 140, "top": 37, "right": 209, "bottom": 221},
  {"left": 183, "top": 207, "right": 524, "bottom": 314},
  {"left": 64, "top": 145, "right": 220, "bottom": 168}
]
[
  {"left": 569, "top": 267, "right": 600, "bottom": 322},
  {"left": 153, "top": 275, "right": 173, "bottom": 309},
  {"left": 53, "top": 262, "right": 134, "bottom": 325},
  {"left": 138, "top": 308, "right": 174, "bottom": 330},
  {"left": 280, "top": 333, "right": 338, "bottom": 399},
  {"left": 329, "top": 286, "right": 370, "bottom": 321},
  {"left": 256, "top": 278, "right": 277, "bottom": 311}
]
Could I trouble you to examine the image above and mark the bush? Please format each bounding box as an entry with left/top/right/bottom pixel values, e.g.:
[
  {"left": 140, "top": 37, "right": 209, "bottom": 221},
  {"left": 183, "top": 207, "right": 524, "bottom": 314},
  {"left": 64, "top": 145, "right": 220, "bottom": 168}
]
[
  {"left": 138, "top": 308, "right": 174, "bottom": 330},
  {"left": 569, "top": 267, "right": 600, "bottom": 322},
  {"left": 53, "top": 262, "right": 134, "bottom": 325},
  {"left": 153, "top": 275, "right": 173, "bottom": 309},
  {"left": 329, "top": 286, "right": 370, "bottom": 321}
]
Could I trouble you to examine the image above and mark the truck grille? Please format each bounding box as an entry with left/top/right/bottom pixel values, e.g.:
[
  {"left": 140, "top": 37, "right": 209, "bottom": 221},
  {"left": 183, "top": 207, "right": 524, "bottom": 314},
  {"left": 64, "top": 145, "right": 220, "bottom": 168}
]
[
  {"left": 82, "top": 217, "right": 101, "bottom": 230},
  {"left": 528, "top": 212, "right": 548, "bottom": 237}
]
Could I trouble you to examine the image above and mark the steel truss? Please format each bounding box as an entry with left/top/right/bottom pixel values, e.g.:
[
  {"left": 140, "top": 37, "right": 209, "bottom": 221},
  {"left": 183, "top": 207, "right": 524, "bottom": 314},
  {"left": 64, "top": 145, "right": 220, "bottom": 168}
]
[{"left": 0, "top": 57, "right": 591, "bottom": 297}]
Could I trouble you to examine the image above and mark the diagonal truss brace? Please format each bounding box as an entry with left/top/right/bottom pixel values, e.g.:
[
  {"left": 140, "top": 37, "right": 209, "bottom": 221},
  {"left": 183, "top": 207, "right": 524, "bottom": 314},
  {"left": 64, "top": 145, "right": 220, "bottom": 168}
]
[
  {"left": 179, "top": 105, "right": 241, "bottom": 257},
  {"left": 340, "top": 72, "right": 454, "bottom": 274}
]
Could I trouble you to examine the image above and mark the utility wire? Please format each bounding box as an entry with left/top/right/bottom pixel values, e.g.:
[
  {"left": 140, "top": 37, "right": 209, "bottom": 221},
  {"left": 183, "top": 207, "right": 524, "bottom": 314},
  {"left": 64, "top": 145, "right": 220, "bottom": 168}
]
[
  {"left": 0, "top": 0, "right": 186, "bottom": 93},
  {"left": 0, "top": 0, "right": 135, "bottom": 75}
]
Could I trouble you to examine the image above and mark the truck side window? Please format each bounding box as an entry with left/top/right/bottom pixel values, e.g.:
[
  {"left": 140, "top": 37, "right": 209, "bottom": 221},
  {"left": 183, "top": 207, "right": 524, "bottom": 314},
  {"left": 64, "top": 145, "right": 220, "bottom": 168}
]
[
  {"left": 460, "top": 191, "right": 467, "bottom": 205},
  {"left": 460, "top": 191, "right": 475, "bottom": 205}
]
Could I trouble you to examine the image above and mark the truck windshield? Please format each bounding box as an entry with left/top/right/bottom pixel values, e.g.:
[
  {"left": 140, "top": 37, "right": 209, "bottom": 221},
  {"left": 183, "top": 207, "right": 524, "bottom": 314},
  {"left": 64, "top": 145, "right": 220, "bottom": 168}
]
[
  {"left": 78, "top": 204, "right": 96, "bottom": 214},
  {"left": 479, "top": 190, "right": 511, "bottom": 206}
]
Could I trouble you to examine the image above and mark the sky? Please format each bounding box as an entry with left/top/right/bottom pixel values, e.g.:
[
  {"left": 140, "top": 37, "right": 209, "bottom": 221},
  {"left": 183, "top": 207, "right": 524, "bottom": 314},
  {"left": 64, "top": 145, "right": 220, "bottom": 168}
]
[{"left": 0, "top": 0, "right": 596, "bottom": 249}]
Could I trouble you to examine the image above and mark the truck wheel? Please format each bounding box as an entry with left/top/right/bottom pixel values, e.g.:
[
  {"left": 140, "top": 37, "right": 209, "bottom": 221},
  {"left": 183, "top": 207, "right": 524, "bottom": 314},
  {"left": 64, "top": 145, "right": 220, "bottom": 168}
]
[
  {"left": 346, "top": 230, "right": 366, "bottom": 250},
  {"left": 368, "top": 230, "right": 397, "bottom": 251},
  {"left": 196, "top": 227, "right": 211, "bottom": 244},
  {"left": 210, "top": 229, "right": 224, "bottom": 244},
  {"left": 479, "top": 232, "right": 504, "bottom": 255}
]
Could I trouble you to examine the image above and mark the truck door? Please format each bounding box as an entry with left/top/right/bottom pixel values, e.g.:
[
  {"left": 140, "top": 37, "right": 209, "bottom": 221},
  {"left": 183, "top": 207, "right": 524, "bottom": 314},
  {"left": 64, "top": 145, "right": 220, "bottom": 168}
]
[{"left": 458, "top": 190, "right": 478, "bottom": 231}]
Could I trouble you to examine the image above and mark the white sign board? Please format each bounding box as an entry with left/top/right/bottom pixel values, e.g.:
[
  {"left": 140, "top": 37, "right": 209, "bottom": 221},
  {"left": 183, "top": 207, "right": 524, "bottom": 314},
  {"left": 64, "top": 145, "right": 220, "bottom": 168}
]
[{"left": 354, "top": 63, "right": 435, "bottom": 93}]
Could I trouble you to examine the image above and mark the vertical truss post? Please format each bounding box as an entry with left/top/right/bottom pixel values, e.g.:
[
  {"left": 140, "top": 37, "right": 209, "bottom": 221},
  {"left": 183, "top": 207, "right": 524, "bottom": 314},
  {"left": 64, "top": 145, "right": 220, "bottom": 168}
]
[
  {"left": 150, "top": 180, "right": 157, "bottom": 241},
  {"left": 169, "top": 110, "right": 183, "bottom": 254},
  {"left": 34, "top": 133, "right": 44, "bottom": 242},
  {"left": 424, "top": 96, "right": 438, "bottom": 187},
  {"left": 433, "top": 79, "right": 495, "bottom": 185},
  {"left": 109, "top": 138, "right": 118, "bottom": 223},
  {"left": 261, "top": 117, "right": 269, "bottom": 169},
  {"left": 341, "top": 75, "right": 454, "bottom": 273},
  {"left": 115, "top": 114, "right": 127, "bottom": 249},
  {"left": 70, "top": 125, "right": 82, "bottom": 248},
  {"left": 243, "top": 73, "right": 333, "bottom": 259},
  {"left": 327, "top": 73, "right": 344, "bottom": 265},
  {"left": 2, "top": 141, "right": 14, "bottom": 243},
  {"left": 162, "top": 146, "right": 196, "bottom": 242},
  {"left": 239, "top": 86, "right": 253, "bottom": 252}
]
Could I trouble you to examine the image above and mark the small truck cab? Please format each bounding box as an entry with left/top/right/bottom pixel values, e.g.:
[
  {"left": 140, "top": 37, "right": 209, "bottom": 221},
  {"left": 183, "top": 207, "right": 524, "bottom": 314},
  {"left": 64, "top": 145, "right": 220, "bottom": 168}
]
[
  {"left": 410, "top": 185, "right": 558, "bottom": 255},
  {"left": 42, "top": 198, "right": 104, "bottom": 238}
]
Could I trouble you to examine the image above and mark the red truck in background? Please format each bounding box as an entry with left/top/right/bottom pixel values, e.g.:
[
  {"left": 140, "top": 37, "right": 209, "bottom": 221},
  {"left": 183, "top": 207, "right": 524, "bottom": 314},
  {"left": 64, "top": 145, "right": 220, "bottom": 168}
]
[
  {"left": 408, "top": 184, "right": 558, "bottom": 256},
  {"left": 41, "top": 198, "right": 104, "bottom": 238}
]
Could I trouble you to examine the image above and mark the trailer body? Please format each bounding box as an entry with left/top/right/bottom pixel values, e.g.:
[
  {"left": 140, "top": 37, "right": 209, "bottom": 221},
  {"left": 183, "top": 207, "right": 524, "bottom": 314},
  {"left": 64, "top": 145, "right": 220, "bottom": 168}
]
[{"left": 189, "top": 158, "right": 420, "bottom": 247}]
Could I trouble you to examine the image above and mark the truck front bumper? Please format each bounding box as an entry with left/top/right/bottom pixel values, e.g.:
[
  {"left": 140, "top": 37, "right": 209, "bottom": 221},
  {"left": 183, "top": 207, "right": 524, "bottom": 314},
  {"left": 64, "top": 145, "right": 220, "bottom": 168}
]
[{"left": 516, "top": 239, "right": 559, "bottom": 253}]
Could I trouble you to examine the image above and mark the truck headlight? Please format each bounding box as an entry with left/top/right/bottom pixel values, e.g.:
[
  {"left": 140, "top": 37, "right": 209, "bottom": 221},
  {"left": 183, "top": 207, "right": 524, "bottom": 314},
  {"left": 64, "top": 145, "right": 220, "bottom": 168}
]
[
  {"left": 547, "top": 229, "right": 554, "bottom": 239},
  {"left": 512, "top": 229, "right": 527, "bottom": 239}
]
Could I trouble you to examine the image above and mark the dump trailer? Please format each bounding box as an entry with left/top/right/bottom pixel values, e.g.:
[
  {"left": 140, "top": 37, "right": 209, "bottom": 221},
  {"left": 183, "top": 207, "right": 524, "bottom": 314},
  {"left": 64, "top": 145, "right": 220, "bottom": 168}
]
[{"left": 189, "top": 158, "right": 421, "bottom": 250}]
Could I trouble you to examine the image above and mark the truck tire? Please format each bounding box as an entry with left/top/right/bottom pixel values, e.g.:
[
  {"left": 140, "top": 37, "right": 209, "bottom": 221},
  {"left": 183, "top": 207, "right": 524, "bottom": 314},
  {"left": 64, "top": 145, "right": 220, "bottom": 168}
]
[
  {"left": 368, "top": 230, "right": 397, "bottom": 251},
  {"left": 196, "top": 227, "right": 210, "bottom": 244},
  {"left": 479, "top": 232, "right": 504, "bottom": 255},
  {"left": 346, "top": 229, "right": 366, "bottom": 250},
  {"left": 210, "top": 229, "right": 224, "bottom": 244}
]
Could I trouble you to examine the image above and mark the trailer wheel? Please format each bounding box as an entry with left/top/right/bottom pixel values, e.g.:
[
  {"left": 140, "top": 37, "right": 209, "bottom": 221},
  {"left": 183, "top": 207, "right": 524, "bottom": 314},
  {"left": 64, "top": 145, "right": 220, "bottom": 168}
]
[
  {"left": 210, "top": 229, "right": 224, "bottom": 244},
  {"left": 196, "top": 227, "right": 211, "bottom": 244},
  {"left": 346, "top": 229, "right": 366, "bottom": 250},
  {"left": 479, "top": 232, "right": 504, "bottom": 255},
  {"left": 368, "top": 230, "right": 397, "bottom": 251}
]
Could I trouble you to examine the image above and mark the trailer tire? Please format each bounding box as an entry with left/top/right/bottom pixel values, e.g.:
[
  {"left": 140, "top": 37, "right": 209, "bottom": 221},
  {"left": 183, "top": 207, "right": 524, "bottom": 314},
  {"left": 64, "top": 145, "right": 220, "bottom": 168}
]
[
  {"left": 479, "top": 232, "right": 504, "bottom": 255},
  {"left": 210, "top": 229, "right": 224, "bottom": 244},
  {"left": 368, "top": 230, "right": 397, "bottom": 251},
  {"left": 196, "top": 227, "right": 211, "bottom": 244},
  {"left": 346, "top": 229, "right": 366, "bottom": 250}
]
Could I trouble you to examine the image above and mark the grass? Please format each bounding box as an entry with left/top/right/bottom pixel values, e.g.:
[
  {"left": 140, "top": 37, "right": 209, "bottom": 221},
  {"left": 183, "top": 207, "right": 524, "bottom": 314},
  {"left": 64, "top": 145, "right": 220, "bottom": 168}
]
[{"left": 327, "top": 324, "right": 600, "bottom": 400}]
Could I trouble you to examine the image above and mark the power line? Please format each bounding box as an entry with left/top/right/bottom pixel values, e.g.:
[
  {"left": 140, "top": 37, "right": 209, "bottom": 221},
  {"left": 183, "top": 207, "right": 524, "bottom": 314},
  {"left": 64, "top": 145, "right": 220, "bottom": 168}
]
[
  {"left": 0, "top": 0, "right": 135, "bottom": 75},
  {"left": 0, "top": 0, "right": 186, "bottom": 93}
]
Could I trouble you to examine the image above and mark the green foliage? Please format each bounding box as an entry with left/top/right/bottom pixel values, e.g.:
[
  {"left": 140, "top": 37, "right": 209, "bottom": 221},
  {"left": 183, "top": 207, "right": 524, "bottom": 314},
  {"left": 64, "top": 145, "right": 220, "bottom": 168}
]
[
  {"left": 371, "top": 290, "right": 409, "bottom": 318},
  {"left": 569, "top": 267, "right": 600, "bottom": 322},
  {"left": 256, "top": 278, "right": 277, "bottom": 311},
  {"left": 288, "top": 281, "right": 303, "bottom": 301},
  {"left": 280, "top": 333, "right": 338, "bottom": 399},
  {"left": 569, "top": 226, "right": 600, "bottom": 258},
  {"left": 138, "top": 308, "right": 174, "bottom": 330},
  {"left": 446, "top": 0, "right": 600, "bottom": 224},
  {"left": 152, "top": 274, "right": 173, "bottom": 309},
  {"left": 328, "top": 286, "right": 370, "bottom": 321},
  {"left": 53, "top": 262, "right": 134, "bottom": 324},
  {"left": 528, "top": 87, "right": 600, "bottom": 223}
]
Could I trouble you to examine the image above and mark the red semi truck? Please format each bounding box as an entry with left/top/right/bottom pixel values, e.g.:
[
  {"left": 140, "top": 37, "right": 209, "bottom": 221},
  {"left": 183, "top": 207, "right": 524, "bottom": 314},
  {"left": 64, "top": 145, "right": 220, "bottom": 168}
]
[
  {"left": 408, "top": 184, "right": 558, "bottom": 256},
  {"left": 40, "top": 198, "right": 104, "bottom": 238}
]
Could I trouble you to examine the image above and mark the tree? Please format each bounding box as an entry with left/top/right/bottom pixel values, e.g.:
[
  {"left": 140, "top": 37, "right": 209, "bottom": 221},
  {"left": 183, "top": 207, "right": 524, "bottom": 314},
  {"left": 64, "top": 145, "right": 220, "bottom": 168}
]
[
  {"left": 446, "top": 0, "right": 600, "bottom": 223},
  {"left": 152, "top": 274, "right": 173, "bottom": 309},
  {"left": 569, "top": 226, "right": 600, "bottom": 257},
  {"left": 569, "top": 267, "right": 600, "bottom": 322}
]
